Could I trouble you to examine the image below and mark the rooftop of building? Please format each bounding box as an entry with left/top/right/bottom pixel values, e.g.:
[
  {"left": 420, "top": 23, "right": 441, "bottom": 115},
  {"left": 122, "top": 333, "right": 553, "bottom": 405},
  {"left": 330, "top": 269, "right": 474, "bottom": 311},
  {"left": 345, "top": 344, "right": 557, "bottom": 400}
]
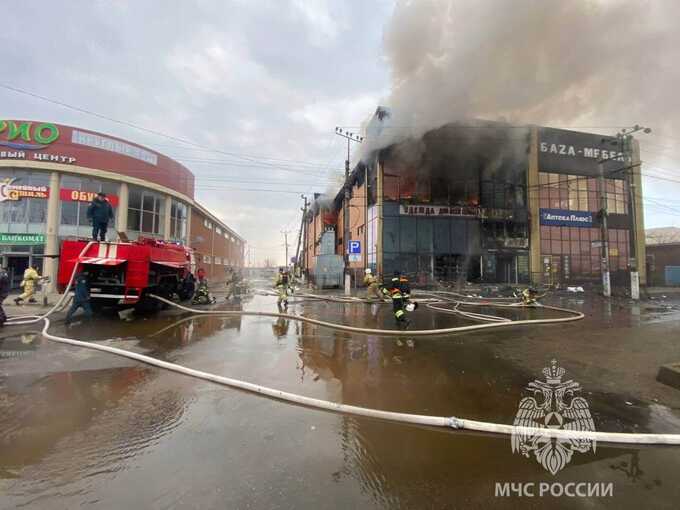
[{"left": 646, "top": 227, "right": 680, "bottom": 246}]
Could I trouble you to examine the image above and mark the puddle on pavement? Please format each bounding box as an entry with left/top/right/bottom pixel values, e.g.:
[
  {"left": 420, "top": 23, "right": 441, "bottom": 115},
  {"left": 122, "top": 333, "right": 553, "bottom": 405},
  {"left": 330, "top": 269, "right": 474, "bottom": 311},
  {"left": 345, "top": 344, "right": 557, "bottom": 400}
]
[{"left": 1, "top": 292, "right": 680, "bottom": 508}]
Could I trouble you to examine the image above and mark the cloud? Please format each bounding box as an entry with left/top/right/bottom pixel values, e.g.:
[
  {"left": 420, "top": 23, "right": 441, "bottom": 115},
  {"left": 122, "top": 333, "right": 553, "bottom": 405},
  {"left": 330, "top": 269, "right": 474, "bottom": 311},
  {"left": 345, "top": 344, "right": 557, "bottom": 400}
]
[
  {"left": 290, "top": 93, "right": 384, "bottom": 133},
  {"left": 290, "top": 0, "right": 348, "bottom": 47},
  {"left": 0, "top": 0, "right": 391, "bottom": 264}
]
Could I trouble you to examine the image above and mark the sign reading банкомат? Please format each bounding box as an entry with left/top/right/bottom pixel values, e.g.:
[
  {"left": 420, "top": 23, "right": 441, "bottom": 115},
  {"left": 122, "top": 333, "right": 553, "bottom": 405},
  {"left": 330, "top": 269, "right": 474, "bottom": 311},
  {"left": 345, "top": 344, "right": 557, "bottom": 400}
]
[{"left": 0, "top": 233, "right": 45, "bottom": 245}]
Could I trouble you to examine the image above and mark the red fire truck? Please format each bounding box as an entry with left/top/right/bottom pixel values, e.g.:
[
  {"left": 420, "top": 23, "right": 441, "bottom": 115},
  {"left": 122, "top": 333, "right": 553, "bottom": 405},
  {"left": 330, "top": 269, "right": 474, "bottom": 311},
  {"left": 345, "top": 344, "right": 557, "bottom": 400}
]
[{"left": 57, "top": 238, "right": 195, "bottom": 309}]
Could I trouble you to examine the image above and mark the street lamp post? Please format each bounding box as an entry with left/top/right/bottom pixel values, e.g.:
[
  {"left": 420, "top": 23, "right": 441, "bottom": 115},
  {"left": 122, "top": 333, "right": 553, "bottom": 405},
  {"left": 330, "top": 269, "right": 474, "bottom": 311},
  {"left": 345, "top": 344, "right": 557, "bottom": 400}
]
[
  {"left": 618, "top": 125, "right": 651, "bottom": 300},
  {"left": 335, "top": 127, "right": 363, "bottom": 296}
]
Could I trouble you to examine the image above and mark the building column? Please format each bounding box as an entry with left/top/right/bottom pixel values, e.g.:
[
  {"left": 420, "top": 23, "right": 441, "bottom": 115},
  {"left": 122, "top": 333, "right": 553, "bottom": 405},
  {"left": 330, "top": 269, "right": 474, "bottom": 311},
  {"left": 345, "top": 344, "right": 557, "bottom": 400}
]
[
  {"left": 44, "top": 171, "right": 61, "bottom": 293},
  {"left": 163, "top": 197, "right": 172, "bottom": 240},
  {"left": 116, "top": 182, "right": 129, "bottom": 238},
  {"left": 527, "top": 126, "right": 542, "bottom": 285}
]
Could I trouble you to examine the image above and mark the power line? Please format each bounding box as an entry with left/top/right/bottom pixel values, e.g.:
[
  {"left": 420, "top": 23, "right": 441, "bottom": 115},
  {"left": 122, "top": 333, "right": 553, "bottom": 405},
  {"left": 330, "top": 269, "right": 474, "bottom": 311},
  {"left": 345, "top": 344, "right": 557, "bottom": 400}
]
[{"left": 0, "top": 82, "right": 340, "bottom": 171}]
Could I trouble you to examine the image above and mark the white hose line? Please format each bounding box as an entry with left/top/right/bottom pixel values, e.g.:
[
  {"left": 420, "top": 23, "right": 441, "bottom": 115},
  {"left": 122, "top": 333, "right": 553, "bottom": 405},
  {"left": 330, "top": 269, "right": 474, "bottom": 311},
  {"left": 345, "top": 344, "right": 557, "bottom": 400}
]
[
  {"left": 426, "top": 302, "right": 512, "bottom": 323},
  {"left": 30, "top": 313, "right": 680, "bottom": 445},
  {"left": 149, "top": 294, "right": 584, "bottom": 337},
  {"left": 6, "top": 284, "right": 678, "bottom": 444},
  {"left": 7, "top": 241, "right": 95, "bottom": 326},
  {"left": 423, "top": 290, "right": 519, "bottom": 301}
]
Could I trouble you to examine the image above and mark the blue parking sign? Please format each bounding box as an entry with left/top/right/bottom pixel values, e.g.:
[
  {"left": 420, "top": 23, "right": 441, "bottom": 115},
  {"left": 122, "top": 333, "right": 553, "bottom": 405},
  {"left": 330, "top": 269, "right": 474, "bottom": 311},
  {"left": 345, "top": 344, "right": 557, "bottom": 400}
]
[{"left": 348, "top": 240, "right": 361, "bottom": 254}]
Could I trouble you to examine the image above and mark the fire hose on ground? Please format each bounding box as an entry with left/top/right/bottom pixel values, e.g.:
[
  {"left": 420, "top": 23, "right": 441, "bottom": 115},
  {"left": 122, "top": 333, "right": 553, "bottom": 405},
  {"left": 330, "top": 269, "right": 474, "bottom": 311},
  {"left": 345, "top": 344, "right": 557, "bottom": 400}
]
[{"left": 4, "top": 255, "right": 680, "bottom": 445}]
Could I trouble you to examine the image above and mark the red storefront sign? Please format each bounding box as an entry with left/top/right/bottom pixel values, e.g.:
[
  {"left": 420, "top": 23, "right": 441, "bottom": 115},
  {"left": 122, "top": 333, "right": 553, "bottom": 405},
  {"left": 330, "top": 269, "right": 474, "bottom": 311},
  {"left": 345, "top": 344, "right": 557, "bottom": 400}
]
[
  {"left": 60, "top": 188, "right": 119, "bottom": 207},
  {"left": 1, "top": 120, "right": 195, "bottom": 199}
]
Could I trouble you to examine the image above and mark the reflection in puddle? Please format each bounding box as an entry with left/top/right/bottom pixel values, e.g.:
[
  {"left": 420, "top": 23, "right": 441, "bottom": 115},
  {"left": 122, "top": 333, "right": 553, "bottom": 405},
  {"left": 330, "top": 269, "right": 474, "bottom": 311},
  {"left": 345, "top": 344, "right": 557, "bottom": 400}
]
[{"left": 2, "top": 293, "right": 680, "bottom": 507}]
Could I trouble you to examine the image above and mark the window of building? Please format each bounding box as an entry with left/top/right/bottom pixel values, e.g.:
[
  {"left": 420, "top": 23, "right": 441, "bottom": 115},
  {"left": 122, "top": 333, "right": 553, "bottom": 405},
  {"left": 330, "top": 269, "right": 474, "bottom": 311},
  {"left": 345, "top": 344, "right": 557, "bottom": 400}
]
[
  {"left": 55, "top": 175, "right": 119, "bottom": 238},
  {"left": 203, "top": 255, "right": 211, "bottom": 263},
  {"left": 127, "top": 187, "right": 164, "bottom": 237},
  {"left": 0, "top": 170, "right": 52, "bottom": 234},
  {"left": 203, "top": 218, "right": 212, "bottom": 229},
  {"left": 538, "top": 172, "right": 627, "bottom": 214},
  {"left": 539, "top": 225, "right": 630, "bottom": 277},
  {"left": 170, "top": 200, "right": 187, "bottom": 243},
  {"left": 216, "top": 226, "right": 222, "bottom": 235}
]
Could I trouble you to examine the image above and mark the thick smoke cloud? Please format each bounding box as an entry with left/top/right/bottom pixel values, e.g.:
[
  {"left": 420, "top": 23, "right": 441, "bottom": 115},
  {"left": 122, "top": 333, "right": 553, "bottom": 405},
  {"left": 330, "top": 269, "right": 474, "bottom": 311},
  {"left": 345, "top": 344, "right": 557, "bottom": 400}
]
[{"left": 376, "top": 0, "right": 679, "bottom": 147}]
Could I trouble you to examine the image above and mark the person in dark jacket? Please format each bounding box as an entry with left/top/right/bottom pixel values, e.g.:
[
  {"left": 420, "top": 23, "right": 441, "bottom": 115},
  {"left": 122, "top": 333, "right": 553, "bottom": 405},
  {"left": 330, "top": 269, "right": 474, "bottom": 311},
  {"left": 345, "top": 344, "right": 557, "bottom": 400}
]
[
  {"left": 65, "top": 273, "right": 93, "bottom": 325},
  {"left": 87, "top": 192, "right": 114, "bottom": 241},
  {"left": 0, "top": 267, "right": 10, "bottom": 326},
  {"left": 179, "top": 271, "right": 196, "bottom": 301},
  {"left": 386, "top": 271, "right": 413, "bottom": 328}
]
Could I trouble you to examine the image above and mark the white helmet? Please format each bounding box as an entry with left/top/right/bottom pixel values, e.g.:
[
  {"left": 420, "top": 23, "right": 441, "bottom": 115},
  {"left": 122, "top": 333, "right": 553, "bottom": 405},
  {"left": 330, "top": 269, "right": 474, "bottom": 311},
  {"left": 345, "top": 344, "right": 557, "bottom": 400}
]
[{"left": 365, "top": 268, "right": 372, "bottom": 274}]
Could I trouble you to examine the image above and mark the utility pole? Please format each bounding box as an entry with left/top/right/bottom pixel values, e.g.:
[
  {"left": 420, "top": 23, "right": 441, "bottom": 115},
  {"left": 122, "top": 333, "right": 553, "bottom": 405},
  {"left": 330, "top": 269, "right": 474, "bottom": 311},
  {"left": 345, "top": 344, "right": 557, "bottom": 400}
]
[
  {"left": 298, "top": 194, "right": 309, "bottom": 281},
  {"left": 281, "top": 230, "right": 291, "bottom": 268},
  {"left": 618, "top": 125, "right": 651, "bottom": 300},
  {"left": 598, "top": 160, "right": 611, "bottom": 297},
  {"left": 335, "top": 127, "right": 363, "bottom": 295}
]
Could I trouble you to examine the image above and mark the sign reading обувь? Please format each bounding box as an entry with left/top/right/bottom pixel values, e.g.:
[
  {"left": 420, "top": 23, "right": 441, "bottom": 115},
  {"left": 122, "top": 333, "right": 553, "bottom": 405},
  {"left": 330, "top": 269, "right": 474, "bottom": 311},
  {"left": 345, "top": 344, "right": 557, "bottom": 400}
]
[{"left": 0, "top": 233, "right": 45, "bottom": 245}]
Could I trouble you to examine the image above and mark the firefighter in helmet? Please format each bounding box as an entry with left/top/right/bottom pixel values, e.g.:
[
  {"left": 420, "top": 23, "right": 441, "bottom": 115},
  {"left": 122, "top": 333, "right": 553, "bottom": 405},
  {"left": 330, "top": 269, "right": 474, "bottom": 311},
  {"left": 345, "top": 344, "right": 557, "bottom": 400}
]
[
  {"left": 363, "top": 268, "right": 384, "bottom": 301},
  {"left": 274, "top": 266, "right": 291, "bottom": 308},
  {"left": 192, "top": 267, "right": 215, "bottom": 305},
  {"left": 14, "top": 265, "right": 42, "bottom": 305},
  {"left": 520, "top": 287, "right": 539, "bottom": 306},
  {"left": 385, "top": 271, "right": 415, "bottom": 328}
]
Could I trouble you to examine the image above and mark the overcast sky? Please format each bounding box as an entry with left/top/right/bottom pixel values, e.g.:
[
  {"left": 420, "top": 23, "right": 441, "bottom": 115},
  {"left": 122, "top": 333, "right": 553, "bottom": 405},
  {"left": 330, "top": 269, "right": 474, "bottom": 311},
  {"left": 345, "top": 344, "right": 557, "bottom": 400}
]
[
  {"left": 2, "top": 0, "right": 678, "bottom": 265},
  {"left": 1, "top": 0, "right": 391, "bottom": 265}
]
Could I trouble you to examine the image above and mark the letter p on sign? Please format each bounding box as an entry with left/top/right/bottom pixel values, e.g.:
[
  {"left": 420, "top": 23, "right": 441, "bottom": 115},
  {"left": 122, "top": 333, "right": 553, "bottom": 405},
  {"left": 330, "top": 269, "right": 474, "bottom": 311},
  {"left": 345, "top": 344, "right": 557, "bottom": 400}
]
[{"left": 349, "top": 240, "right": 361, "bottom": 254}]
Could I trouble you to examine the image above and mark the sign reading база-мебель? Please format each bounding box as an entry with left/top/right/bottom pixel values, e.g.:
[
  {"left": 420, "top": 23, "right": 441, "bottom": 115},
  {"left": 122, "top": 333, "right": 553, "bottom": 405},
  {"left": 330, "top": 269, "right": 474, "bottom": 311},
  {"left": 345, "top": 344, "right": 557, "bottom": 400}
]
[
  {"left": 539, "top": 209, "right": 593, "bottom": 227},
  {"left": 0, "top": 233, "right": 45, "bottom": 245},
  {"left": 538, "top": 127, "right": 624, "bottom": 177}
]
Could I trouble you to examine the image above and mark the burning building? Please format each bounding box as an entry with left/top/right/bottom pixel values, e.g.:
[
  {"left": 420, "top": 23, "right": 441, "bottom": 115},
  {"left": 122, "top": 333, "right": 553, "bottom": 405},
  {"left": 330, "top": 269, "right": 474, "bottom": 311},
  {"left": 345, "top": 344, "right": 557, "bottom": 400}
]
[{"left": 301, "top": 110, "right": 646, "bottom": 287}]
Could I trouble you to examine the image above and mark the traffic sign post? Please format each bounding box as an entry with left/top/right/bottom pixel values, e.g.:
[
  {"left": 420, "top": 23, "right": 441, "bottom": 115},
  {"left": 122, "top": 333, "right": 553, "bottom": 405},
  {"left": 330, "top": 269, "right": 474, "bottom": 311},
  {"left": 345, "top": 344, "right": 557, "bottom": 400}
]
[{"left": 347, "top": 240, "right": 362, "bottom": 263}]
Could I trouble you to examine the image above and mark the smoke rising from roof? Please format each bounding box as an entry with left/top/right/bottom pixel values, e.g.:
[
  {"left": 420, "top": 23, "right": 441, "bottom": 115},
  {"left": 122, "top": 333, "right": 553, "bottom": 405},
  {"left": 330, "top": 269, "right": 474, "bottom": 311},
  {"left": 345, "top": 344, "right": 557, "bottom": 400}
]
[{"left": 372, "top": 0, "right": 679, "bottom": 151}]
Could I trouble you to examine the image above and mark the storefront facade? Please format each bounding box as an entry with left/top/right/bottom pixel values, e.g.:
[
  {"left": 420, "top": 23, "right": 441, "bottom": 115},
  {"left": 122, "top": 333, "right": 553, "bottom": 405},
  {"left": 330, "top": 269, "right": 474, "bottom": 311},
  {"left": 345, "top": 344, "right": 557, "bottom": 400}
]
[
  {"left": 302, "top": 121, "right": 645, "bottom": 286},
  {"left": 529, "top": 126, "right": 646, "bottom": 285},
  {"left": 0, "top": 119, "right": 244, "bottom": 289}
]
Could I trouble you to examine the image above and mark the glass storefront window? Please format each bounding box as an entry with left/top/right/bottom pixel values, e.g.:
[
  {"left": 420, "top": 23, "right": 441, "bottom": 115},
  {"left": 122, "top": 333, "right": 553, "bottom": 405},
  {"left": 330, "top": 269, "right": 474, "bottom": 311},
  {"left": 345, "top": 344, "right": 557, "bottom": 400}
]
[
  {"left": 61, "top": 201, "right": 78, "bottom": 225},
  {"left": 433, "top": 219, "right": 450, "bottom": 254},
  {"left": 58, "top": 175, "right": 118, "bottom": 238},
  {"left": 170, "top": 200, "right": 187, "bottom": 243},
  {"left": 399, "top": 217, "right": 416, "bottom": 252},
  {"left": 127, "top": 186, "right": 164, "bottom": 237},
  {"left": 417, "top": 218, "right": 433, "bottom": 252},
  {"left": 0, "top": 169, "right": 52, "bottom": 234},
  {"left": 540, "top": 226, "right": 630, "bottom": 278},
  {"left": 29, "top": 199, "right": 47, "bottom": 223},
  {"left": 383, "top": 217, "right": 400, "bottom": 252},
  {"left": 539, "top": 172, "right": 627, "bottom": 214}
]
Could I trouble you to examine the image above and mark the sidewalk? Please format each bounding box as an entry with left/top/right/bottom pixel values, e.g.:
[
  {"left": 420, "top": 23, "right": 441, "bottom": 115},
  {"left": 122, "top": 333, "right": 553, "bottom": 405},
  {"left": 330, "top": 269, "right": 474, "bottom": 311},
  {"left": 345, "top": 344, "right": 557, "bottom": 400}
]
[
  {"left": 644, "top": 286, "right": 680, "bottom": 297},
  {"left": 3, "top": 292, "right": 65, "bottom": 323}
]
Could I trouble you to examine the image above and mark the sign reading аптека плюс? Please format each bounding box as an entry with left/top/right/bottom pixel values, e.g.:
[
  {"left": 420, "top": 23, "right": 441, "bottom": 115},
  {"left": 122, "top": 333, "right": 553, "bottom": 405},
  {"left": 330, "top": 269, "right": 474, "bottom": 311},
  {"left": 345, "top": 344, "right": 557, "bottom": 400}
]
[{"left": 539, "top": 209, "right": 593, "bottom": 228}]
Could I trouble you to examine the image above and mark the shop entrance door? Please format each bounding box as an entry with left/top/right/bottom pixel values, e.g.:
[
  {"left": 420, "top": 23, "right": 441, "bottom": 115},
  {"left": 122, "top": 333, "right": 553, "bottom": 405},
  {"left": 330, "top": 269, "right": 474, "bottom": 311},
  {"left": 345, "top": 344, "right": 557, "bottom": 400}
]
[
  {"left": 496, "top": 254, "right": 516, "bottom": 283},
  {"left": 5, "top": 255, "right": 29, "bottom": 290}
]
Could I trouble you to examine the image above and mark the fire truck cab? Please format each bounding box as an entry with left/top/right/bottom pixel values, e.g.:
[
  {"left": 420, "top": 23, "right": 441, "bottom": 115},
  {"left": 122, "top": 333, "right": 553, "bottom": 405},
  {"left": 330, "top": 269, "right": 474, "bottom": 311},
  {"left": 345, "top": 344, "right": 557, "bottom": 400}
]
[{"left": 57, "top": 238, "right": 194, "bottom": 308}]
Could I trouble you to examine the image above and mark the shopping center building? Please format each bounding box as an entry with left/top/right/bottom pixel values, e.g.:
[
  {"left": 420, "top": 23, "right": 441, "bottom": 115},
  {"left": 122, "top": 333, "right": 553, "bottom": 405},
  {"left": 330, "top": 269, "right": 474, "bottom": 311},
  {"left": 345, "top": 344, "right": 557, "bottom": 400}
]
[
  {"left": 0, "top": 119, "right": 244, "bottom": 289},
  {"left": 302, "top": 114, "right": 646, "bottom": 287}
]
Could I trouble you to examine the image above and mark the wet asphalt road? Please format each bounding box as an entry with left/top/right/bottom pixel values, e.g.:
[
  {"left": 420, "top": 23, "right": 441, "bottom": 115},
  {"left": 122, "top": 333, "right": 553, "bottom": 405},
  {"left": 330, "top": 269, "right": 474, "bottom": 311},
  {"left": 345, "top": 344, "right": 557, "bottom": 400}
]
[{"left": 2, "top": 284, "right": 680, "bottom": 509}]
